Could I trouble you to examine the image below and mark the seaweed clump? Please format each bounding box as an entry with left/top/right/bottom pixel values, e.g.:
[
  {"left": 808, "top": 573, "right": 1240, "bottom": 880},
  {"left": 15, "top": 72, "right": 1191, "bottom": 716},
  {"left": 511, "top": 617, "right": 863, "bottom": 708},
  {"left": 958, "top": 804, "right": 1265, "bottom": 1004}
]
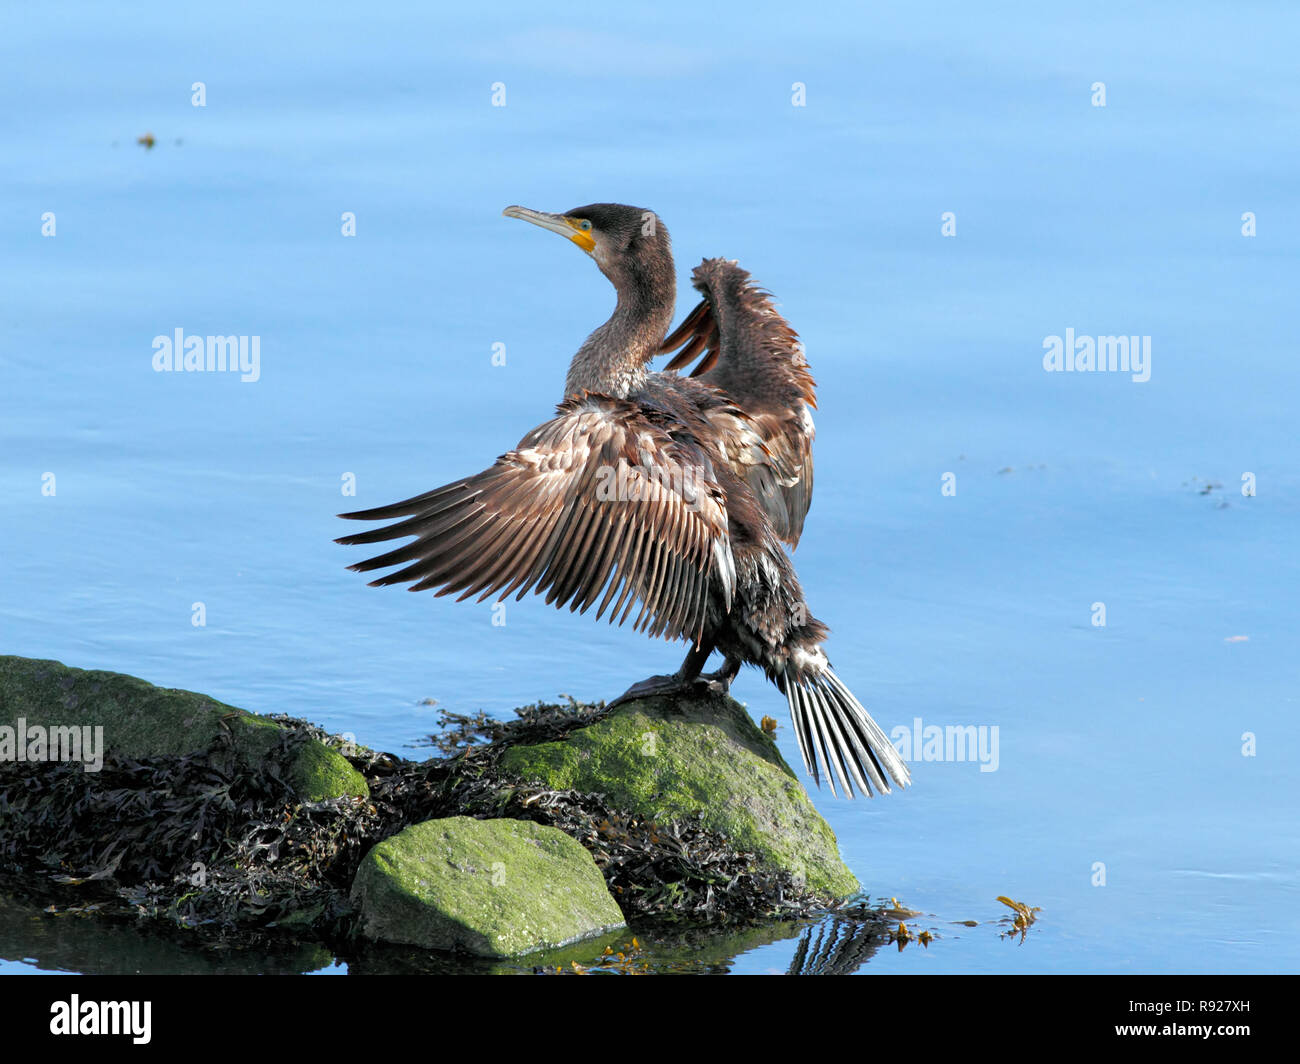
[
  {"left": 0, "top": 698, "right": 834, "bottom": 952},
  {"left": 0, "top": 718, "right": 380, "bottom": 937}
]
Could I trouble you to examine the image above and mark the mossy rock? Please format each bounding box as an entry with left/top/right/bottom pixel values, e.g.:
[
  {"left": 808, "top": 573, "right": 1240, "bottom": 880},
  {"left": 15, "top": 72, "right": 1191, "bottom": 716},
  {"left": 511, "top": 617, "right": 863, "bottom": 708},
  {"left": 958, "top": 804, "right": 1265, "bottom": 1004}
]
[
  {"left": 351, "top": 816, "right": 626, "bottom": 958},
  {"left": 499, "top": 692, "right": 859, "bottom": 899},
  {"left": 0, "top": 655, "right": 366, "bottom": 802}
]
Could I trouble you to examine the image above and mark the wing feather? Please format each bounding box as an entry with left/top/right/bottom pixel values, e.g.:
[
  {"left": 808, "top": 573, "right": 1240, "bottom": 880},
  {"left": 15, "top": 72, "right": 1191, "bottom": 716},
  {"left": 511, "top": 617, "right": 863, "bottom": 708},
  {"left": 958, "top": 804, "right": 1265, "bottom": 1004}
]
[
  {"left": 337, "top": 393, "right": 732, "bottom": 645},
  {"left": 658, "top": 258, "right": 816, "bottom": 546}
]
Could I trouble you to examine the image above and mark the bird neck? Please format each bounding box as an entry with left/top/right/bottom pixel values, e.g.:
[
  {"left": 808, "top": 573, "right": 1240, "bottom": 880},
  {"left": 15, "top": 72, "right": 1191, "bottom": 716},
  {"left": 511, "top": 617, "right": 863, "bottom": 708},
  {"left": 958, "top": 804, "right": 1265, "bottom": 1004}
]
[{"left": 564, "top": 276, "right": 674, "bottom": 399}]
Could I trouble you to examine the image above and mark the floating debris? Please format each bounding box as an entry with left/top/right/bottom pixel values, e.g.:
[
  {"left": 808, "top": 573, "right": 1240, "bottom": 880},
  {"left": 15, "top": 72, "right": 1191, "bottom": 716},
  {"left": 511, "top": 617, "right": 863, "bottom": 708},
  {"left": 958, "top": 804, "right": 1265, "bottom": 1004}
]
[
  {"left": 889, "top": 920, "right": 913, "bottom": 950},
  {"left": 996, "top": 895, "right": 1041, "bottom": 942},
  {"left": 881, "top": 896, "right": 920, "bottom": 920},
  {"left": 1183, "top": 476, "right": 1223, "bottom": 496},
  {"left": 136, "top": 132, "right": 155, "bottom": 149},
  {"left": 545, "top": 937, "right": 651, "bottom": 975}
]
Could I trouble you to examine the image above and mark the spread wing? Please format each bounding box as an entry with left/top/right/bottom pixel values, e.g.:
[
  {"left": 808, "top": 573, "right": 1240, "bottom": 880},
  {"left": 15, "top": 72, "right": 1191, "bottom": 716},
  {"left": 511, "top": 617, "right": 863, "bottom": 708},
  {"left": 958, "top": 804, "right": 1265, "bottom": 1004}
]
[
  {"left": 336, "top": 393, "right": 735, "bottom": 646},
  {"left": 659, "top": 258, "right": 816, "bottom": 547}
]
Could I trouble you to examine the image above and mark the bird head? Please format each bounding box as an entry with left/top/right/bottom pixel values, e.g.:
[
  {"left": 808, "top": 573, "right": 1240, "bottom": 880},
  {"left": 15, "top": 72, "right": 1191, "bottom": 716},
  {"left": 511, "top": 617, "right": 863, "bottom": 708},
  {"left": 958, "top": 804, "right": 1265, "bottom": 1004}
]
[{"left": 503, "top": 202, "right": 674, "bottom": 299}]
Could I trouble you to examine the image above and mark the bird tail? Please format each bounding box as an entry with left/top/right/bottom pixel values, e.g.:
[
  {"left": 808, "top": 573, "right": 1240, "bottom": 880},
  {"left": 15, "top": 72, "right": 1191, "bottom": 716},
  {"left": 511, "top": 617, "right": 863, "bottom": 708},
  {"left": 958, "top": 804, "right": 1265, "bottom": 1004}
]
[{"left": 781, "top": 665, "right": 911, "bottom": 798}]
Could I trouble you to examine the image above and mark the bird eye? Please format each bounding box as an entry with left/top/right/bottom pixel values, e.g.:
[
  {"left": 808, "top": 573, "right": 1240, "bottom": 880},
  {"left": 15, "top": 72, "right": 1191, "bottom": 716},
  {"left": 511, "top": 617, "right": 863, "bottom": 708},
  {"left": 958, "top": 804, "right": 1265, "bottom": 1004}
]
[{"left": 578, "top": 220, "right": 592, "bottom": 231}]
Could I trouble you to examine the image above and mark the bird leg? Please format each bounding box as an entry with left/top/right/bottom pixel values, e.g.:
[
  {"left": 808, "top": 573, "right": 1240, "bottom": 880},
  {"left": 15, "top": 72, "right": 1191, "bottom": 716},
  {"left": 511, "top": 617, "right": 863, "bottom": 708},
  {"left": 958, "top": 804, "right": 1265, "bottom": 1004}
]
[
  {"left": 606, "top": 641, "right": 724, "bottom": 709},
  {"left": 699, "top": 655, "right": 742, "bottom": 692}
]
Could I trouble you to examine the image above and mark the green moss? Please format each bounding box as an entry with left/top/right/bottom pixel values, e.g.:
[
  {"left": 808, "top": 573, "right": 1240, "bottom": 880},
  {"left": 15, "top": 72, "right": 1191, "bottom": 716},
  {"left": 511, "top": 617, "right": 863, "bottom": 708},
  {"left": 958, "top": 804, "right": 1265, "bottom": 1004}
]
[
  {"left": 0, "top": 655, "right": 366, "bottom": 802},
  {"left": 499, "top": 692, "right": 858, "bottom": 898},
  {"left": 351, "top": 816, "right": 626, "bottom": 958},
  {"left": 285, "top": 733, "right": 369, "bottom": 801}
]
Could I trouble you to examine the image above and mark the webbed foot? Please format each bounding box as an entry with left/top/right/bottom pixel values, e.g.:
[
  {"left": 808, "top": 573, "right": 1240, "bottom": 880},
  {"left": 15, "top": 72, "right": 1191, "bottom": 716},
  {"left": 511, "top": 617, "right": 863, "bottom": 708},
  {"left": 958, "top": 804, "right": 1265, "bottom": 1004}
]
[{"left": 606, "top": 672, "right": 726, "bottom": 711}]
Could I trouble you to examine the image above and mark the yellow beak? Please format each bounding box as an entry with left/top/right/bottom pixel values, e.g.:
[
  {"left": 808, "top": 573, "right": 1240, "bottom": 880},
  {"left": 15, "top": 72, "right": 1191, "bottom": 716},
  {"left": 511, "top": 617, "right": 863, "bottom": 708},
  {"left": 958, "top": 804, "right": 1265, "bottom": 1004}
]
[{"left": 502, "top": 205, "right": 596, "bottom": 254}]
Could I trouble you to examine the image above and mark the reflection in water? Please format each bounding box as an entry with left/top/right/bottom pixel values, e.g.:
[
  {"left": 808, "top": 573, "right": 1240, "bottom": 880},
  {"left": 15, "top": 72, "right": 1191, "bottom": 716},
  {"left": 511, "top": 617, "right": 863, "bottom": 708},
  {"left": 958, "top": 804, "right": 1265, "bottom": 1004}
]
[
  {"left": 0, "top": 893, "right": 333, "bottom": 976},
  {"left": 787, "top": 913, "right": 887, "bottom": 976},
  {"left": 2, "top": 889, "right": 894, "bottom": 975}
]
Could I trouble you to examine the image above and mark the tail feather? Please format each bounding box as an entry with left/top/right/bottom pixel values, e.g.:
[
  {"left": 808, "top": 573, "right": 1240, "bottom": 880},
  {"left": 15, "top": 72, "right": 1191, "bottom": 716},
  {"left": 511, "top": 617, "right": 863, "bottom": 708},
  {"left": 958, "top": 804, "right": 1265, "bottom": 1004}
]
[
  {"left": 783, "top": 666, "right": 911, "bottom": 799},
  {"left": 786, "top": 682, "right": 817, "bottom": 787},
  {"left": 792, "top": 683, "right": 843, "bottom": 796}
]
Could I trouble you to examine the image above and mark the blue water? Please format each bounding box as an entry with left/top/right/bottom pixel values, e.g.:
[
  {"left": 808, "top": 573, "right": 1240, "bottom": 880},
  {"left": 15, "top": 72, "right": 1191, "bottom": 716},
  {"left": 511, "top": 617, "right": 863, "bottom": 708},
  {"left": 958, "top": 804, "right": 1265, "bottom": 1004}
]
[{"left": 2, "top": 1, "right": 1297, "bottom": 974}]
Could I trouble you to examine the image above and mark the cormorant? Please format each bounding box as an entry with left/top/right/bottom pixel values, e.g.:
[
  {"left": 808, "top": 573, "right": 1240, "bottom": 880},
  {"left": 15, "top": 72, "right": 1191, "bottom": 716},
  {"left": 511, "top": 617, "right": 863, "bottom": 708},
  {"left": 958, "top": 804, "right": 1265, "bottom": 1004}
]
[{"left": 336, "top": 204, "right": 910, "bottom": 799}]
